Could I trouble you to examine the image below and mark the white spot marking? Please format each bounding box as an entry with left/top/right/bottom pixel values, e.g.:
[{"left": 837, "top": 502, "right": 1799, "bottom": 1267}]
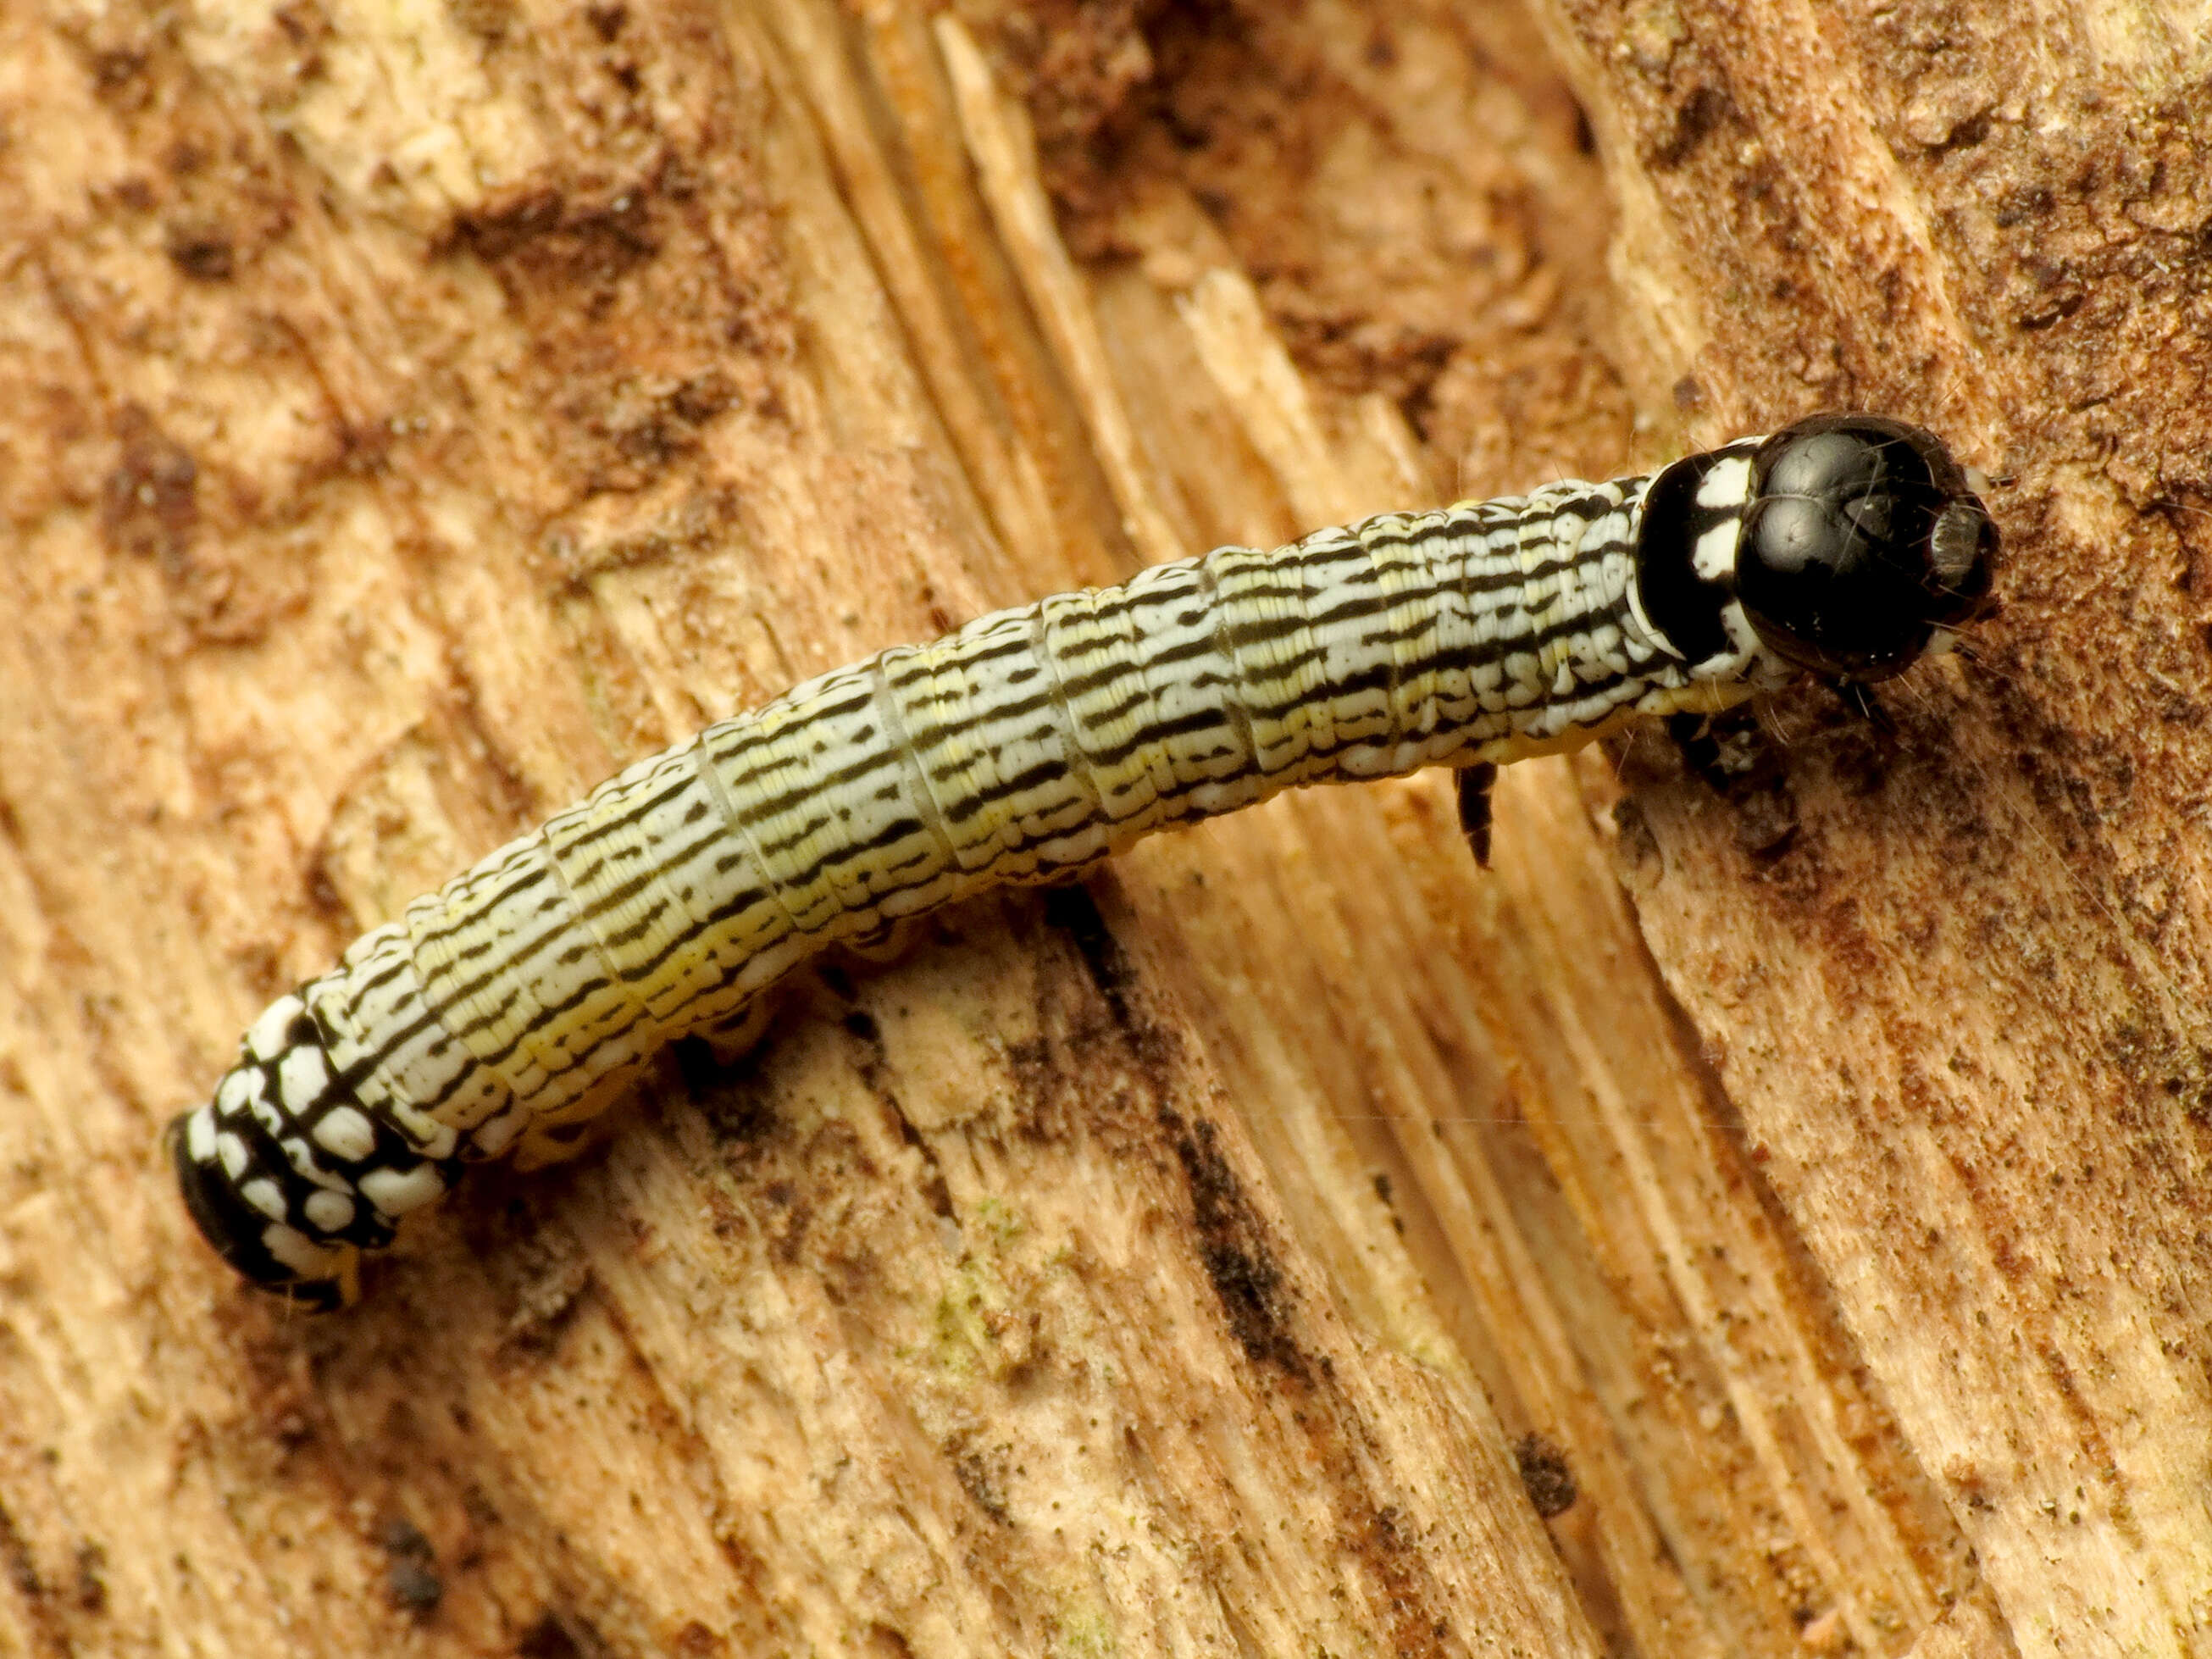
[
  {"left": 1694, "top": 452, "right": 1753, "bottom": 509},
  {"left": 279, "top": 1045, "right": 332, "bottom": 1107},
  {"left": 360, "top": 1163, "right": 447, "bottom": 1217},
  {"left": 247, "top": 996, "right": 308, "bottom": 1063},
  {"left": 216, "top": 1069, "right": 260, "bottom": 1117},
  {"left": 217, "top": 1133, "right": 251, "bottom": 1179},
  {"left": 303, "top": 1190, "right": 356, "bottom": 1235},
  {"left": 313, "top": 1106, "right": 378, "bottom": 1162},
  {"left": 1692, "top": 521, "right": 1738, "bottom": 584}
]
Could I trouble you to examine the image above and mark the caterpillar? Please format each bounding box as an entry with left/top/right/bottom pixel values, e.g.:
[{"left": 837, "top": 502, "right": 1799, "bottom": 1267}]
[{"left": 170, "top": 413, "right": 1998, "bottom": 1309}]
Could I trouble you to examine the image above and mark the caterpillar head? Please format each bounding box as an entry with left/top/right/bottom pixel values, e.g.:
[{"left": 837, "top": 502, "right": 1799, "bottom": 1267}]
[{"left": 1732, "top": 413, "right": 1999, "bottom": 681}]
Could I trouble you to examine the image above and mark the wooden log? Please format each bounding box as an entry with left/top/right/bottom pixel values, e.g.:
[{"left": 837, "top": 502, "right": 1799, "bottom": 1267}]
[{"left": 0, "top": 0, "right": 2200, "bottom": 1653}]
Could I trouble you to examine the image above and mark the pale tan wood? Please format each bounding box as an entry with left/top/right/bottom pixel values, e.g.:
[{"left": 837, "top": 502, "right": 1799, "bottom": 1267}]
[{"left": 0, "top": 0, "right": 2201, "bottom": 1655}]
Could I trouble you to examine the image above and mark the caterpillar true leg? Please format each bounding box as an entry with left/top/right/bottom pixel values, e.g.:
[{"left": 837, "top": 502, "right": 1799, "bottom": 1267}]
[{"left": 1455, "top": 763, "right": 1500, "bottom": 868}]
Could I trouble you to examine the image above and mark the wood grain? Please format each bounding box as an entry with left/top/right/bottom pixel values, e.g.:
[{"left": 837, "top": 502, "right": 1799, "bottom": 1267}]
[{"left": 0, "top": 0, "right": 2203, "bottom": 1654}]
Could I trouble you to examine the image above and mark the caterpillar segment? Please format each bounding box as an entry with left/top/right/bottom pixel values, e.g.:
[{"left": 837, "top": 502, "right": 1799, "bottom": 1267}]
[{"left": 171, "top": 413, "right": 1998, "bottom": 1307}]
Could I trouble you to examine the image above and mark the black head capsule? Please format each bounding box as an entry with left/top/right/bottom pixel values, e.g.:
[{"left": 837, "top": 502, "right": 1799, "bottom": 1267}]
[{"left": 1733, "top": 413, "right": 1998, "bottom": 680}]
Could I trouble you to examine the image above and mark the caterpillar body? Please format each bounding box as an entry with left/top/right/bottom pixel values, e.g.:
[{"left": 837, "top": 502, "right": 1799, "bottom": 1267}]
[{"left": 171, "top": 413, "right": 1998, "bottom": 1308}]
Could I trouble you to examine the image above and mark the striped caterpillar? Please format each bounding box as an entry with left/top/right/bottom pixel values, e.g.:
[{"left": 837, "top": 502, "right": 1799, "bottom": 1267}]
[{"left": 171, "top": 413, "right": 1998, "bottom": 1308}]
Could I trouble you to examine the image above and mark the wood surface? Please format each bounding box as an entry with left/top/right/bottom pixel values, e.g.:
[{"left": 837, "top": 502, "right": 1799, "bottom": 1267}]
[{"left": 0, "top": 0, "right": 2205, "bottom": 1653}]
